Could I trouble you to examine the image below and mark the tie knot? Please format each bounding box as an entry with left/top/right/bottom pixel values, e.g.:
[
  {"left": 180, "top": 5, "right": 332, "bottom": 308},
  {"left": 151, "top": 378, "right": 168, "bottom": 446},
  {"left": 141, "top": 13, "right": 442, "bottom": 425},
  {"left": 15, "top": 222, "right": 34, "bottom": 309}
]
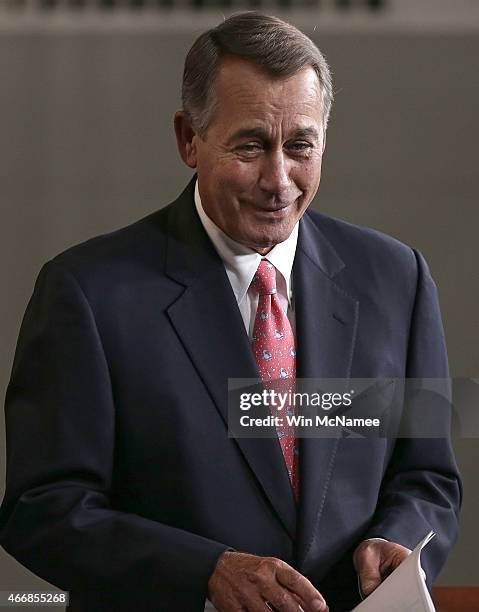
[{"left": 251, "top": 259, "right": 277, "bottom": 296}]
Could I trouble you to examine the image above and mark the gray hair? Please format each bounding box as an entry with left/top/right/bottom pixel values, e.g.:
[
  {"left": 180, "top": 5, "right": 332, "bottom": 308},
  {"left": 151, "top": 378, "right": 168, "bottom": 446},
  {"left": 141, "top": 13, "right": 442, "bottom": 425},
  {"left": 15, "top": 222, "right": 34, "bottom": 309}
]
[{"left": 181, "top": 12, "right": 333, "bottom": 137}]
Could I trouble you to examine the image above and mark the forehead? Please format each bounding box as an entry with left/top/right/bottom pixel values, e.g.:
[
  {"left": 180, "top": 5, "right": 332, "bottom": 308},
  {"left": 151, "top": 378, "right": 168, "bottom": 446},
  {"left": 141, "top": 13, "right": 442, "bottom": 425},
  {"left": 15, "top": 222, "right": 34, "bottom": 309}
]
[{"left": 210, "top": 56, "right": 324, "bottom": 133}]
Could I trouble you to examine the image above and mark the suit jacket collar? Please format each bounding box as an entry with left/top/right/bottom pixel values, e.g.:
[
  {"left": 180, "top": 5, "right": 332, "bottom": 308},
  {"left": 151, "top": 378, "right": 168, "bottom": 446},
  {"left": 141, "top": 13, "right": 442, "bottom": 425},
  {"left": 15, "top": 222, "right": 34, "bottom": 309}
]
[{"left": 293, "top": 214, "right": 359, "bottom": 568}]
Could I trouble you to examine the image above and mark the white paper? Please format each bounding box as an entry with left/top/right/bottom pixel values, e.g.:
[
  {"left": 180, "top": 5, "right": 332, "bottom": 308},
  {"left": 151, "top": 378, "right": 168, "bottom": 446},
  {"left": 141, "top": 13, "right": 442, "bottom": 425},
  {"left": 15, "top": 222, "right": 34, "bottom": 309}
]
[{"left": 352, "top": 531, "right": 436, "bottom": 612}]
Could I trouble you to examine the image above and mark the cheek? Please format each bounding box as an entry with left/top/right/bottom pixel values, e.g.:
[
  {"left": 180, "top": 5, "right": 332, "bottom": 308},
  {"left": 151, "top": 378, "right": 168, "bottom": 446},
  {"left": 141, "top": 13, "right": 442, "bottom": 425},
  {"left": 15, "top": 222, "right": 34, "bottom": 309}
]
[
  {"left": 218, "top": 161, "right": 259, "bottom": 193},
  {"left": 296, "top": 160, "right": 322, "bottom": 191}
]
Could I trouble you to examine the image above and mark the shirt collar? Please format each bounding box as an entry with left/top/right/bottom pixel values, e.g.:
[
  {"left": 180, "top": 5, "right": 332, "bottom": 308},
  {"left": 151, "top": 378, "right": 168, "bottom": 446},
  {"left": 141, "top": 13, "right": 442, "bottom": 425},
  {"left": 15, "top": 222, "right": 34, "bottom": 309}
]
[{"left": 194, "top": 180, "right": 298, "bottom": 306}]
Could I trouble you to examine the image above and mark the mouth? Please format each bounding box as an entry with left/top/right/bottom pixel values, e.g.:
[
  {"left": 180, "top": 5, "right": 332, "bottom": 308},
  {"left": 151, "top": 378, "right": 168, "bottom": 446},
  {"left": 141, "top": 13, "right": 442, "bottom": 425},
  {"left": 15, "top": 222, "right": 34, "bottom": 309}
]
[
  {"left": 253, "top": 203, "right": 293, "bottom": 218},
  {"left": 260, "top": 203, "right": 290, "bottom": 211}
]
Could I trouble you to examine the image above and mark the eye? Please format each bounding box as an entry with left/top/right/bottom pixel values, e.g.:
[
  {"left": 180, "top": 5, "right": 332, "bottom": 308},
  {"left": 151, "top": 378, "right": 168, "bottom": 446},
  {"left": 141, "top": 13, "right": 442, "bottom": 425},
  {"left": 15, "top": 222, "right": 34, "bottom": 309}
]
[
  {"left": 287, "top": 141, "right": 314, "bottom": 154},
  {"left": 236, "top": 142, "right": 263, "bottom": 154}
]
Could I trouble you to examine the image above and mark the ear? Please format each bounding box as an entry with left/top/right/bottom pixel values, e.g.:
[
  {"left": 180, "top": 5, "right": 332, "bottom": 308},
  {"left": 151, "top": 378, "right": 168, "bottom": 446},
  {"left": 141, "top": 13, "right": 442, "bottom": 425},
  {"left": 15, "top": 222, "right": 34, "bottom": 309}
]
[
  {"left": 321, "top": 130, "right": 327, "bottom": 155},
  {"left": 174, "top": 111, "right": 198, "bottom": 168}
]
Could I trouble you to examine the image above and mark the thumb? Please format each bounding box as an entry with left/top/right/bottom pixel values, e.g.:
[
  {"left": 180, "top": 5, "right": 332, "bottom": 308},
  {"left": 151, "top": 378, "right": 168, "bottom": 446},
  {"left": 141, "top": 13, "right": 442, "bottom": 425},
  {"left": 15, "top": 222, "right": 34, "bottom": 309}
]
[
  {"left": 354, "top": 545, "right": 382, "bottom": 597},
  {"left": 358, "top": 565, "right": 382, "bottom": 596}
]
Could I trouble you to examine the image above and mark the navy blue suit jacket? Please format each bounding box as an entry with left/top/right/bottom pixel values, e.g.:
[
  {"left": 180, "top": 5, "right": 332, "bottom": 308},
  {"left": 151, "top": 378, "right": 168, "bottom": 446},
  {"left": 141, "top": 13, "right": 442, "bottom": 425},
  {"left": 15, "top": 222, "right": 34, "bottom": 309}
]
[{"left": 0, "top": 177, "right": 461, "bottom": 611}]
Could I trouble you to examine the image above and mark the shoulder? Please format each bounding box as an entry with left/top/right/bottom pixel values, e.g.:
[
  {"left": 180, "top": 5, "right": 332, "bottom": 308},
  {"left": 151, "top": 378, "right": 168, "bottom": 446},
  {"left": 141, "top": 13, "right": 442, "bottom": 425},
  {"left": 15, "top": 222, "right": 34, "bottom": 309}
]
[
  {"left": 56, "top": 206, "right": 170, "bottom": 267},
  {"left": 31, "top": 203, "right": 177, "bottom": 312},
  {"left": 307, "top": 209, "right": 416, "bottom": 265},
  {"left": 47, "top": 178, "right": 198, "bottom": 290},
  {"left": 304, "top": 209, "right": 420, "bottom": 280},
  {"left": 300, "top": 210, "right": 437, "bottom": 311}
]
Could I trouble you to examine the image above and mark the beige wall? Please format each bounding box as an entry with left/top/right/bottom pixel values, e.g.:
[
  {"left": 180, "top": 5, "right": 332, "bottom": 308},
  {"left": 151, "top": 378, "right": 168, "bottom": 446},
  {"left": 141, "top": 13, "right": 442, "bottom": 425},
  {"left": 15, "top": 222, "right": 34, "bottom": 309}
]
[{"left": 1, "top": 22, "right": 478, "bottom": 603}]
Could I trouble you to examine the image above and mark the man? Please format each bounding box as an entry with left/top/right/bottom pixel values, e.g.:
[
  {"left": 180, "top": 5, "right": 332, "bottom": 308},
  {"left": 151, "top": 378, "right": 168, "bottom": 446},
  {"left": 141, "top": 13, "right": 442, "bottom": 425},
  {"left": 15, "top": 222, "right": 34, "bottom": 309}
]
[{"left": 0, "top": 12, "right": 460, "bottom": 612}]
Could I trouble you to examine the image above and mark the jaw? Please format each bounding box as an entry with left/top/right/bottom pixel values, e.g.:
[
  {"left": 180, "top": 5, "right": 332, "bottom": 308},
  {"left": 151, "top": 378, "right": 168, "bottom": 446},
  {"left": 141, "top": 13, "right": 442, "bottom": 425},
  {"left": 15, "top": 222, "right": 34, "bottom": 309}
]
[{"left": 232, "top": 219, "right": 298, "bottom": 252}]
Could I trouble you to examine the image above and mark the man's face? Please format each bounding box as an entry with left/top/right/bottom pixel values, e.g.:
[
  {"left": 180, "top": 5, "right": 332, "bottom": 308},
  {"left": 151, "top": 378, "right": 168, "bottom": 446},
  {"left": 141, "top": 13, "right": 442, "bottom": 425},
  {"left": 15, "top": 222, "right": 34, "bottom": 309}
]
[{"left": 177, "top": 56, "right": 326, "bottom": 254}]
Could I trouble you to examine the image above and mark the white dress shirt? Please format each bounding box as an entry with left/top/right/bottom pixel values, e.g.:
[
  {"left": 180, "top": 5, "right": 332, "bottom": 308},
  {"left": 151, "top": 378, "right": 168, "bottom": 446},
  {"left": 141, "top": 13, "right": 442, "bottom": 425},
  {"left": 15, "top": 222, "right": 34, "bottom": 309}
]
[{"left": 194, "top": 181, "right": 298, "bottom": 339}]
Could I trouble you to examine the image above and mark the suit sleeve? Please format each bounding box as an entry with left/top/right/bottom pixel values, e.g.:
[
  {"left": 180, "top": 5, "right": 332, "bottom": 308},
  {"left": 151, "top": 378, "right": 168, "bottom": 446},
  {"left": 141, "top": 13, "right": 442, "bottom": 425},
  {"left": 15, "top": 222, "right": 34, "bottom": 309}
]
[
  {"left": 363, "top": 249, "right": 462, "bottom": 586},
  {"left": 0, "top": 260, "right": 229, "bottom": 611}
]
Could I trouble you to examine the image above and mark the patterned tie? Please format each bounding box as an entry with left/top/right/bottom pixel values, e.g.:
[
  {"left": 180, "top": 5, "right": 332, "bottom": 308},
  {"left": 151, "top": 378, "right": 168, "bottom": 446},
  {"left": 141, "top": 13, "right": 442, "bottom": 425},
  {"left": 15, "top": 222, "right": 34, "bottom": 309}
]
[{"left": 250, "top": 259, "right": 299, "bottom": 501}]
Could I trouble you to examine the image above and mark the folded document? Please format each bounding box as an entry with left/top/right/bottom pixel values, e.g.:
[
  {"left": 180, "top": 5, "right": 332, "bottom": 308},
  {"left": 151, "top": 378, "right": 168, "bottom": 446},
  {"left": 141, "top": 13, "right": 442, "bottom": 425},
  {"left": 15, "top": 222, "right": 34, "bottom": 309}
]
[{"left": 352, "top": 531, "right": 436, "bottom": 612}]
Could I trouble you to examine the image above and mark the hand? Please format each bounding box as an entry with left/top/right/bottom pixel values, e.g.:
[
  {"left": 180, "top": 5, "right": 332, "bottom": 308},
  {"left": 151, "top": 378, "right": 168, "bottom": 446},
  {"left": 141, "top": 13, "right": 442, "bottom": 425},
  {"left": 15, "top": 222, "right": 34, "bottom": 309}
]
[
  {"left": 353, "top": 538, "right": 411, "bottom": 597},
  {"left": 207, "top": 551, "right": 329, "bottom": 612}
]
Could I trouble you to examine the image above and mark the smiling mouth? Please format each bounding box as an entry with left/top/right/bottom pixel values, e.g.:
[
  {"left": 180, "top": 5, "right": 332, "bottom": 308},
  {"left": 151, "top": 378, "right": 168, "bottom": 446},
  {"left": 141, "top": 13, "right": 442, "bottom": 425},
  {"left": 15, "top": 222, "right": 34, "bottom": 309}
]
[
  {"left": 254, "top": 204, "right": 292, "bottom": 218},
  {"left": 260, "top": 205, "right": 289, "bottom": 212},
  {"left": 255, "top": 202, "right": 292, "bottom": 213},
  {"left": 254, "top": 192, "right": 303, "bottom": 211}
]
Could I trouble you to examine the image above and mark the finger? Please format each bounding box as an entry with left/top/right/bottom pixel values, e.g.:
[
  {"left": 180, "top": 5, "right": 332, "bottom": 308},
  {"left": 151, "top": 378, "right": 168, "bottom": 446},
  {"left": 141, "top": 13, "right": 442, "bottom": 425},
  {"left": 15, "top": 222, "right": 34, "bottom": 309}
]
[
  {"left": 263, "top": 587, "right": 307, "bottom": 612},
  {"left": 266, "top": 603, "right": 326, "bottom": 612},
  {"left": 356, "top": 546, "right": 382, "bottom": 596},
  {"left": 274, "top": 563, "right": 328, "bottom": 611},
  {"left": 290, "top": 592, "right": 328, "bottom": 612},
  {"left": 385, "top": 545, "right": 411, "bottom": 572},
  {"left": 239, "top": 592, "right": 273, "bottom": 612},
  {"left": 266, "top": 600, "right": 306, "bottom": 612}
]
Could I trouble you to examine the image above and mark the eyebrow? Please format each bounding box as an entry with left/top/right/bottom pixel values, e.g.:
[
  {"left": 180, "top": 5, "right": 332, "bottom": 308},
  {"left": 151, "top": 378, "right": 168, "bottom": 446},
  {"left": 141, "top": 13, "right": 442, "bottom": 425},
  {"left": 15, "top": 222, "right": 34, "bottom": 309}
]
[{"left": 227, "top": 126, "right": 320, "bottom": 145}]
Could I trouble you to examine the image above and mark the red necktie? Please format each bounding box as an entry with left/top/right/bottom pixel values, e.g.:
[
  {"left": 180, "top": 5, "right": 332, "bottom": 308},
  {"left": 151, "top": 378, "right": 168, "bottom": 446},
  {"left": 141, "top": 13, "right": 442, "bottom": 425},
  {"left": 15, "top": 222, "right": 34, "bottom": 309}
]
[{"left": 250, "top": 259, "right": 299, "bottom": 501}]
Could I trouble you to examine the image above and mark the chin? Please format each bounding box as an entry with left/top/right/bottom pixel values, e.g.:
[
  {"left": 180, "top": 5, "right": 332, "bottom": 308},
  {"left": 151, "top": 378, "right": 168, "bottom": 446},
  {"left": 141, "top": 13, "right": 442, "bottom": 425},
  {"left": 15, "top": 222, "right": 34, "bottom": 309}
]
[
  {"left": 246, "top": 230, "right": 293, "bottom": 251},
  {"left": 265, "top": 223, "right": 296, "bottom": 243}
]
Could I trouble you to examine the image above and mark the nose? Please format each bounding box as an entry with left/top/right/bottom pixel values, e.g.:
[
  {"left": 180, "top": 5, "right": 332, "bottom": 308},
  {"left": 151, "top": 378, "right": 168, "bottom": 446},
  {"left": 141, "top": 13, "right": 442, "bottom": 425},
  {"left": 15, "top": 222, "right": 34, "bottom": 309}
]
[{"left": 258, "top": 150, "right": 291, "bottom": 197}]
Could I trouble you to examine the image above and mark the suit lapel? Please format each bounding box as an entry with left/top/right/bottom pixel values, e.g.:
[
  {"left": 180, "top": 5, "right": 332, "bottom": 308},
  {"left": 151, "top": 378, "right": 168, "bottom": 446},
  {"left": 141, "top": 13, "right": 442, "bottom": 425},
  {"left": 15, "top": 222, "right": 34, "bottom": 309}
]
[
  {"left": 164, "top": 179, "right": 297, "bottom": 539},
  {"left": 293, "top": 213, "right": 359, "bottom": 567}
]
